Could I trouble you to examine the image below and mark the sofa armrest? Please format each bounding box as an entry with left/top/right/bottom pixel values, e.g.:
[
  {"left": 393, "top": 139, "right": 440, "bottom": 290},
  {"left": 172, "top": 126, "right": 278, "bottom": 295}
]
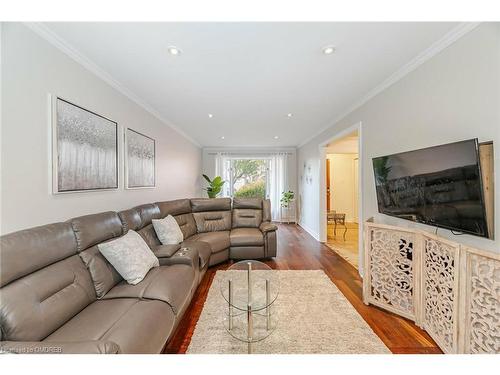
[
  {"left": 0, "top": 340, "right": 120, "bottom": 354},
  {"left": 259, "top": 222, "right": 278, "bottom": 233},
  {"left": 157, "top": 247, "right": 199, "bottom": 268},
  {"left": 153, "top": 244, "right": 181, "bottom": 258}
]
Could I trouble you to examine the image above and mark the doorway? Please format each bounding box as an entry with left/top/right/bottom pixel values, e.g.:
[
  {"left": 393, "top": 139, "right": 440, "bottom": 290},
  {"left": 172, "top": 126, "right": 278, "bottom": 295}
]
[{"left": 320, "top": 125, "right": 361, "bottom": 271}]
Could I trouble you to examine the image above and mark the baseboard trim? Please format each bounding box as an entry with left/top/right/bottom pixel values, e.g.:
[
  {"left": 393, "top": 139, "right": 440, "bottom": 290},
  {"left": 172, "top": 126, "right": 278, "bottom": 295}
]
[{"left": 297, "top": 222, "right": 320, "bottom": 241}]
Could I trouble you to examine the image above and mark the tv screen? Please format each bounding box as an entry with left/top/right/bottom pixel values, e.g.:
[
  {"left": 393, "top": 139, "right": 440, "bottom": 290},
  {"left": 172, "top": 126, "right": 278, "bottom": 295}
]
[{"left": 372, "top": 139, "right": 488, "bottom": 238}]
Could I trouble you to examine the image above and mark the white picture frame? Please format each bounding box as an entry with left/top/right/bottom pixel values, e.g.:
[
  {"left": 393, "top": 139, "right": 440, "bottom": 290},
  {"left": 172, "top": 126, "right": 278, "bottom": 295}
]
[
  {"left": 52, "top": 96, "right": 119, "bottom": 194},
  {"left": 124, "top": 128, "right": 156, "bottom": 189}
]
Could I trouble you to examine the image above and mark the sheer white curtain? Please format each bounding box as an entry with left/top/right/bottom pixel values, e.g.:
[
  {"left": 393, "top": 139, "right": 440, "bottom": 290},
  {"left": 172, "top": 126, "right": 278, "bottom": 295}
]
[
  {"left": 214, "top": 151, "right": 289, "bottom": 218},
  {"left": 269, "top": 153, "right": 289, "bottom": 221},
  {"left": 214, "top": 152, "right": 231, "bottom": 197}
]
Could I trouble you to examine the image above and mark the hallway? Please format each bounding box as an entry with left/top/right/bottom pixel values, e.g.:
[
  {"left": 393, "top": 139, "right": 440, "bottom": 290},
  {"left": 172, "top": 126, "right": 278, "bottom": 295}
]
[{"left": 326, "top": 222, "right": 359, "bottom": 268}]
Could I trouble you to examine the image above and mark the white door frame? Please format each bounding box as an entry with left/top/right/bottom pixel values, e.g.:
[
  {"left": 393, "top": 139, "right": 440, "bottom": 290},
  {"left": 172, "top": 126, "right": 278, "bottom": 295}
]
[{"left": 318, "top": 122, "right": 364, "bottom": 275}]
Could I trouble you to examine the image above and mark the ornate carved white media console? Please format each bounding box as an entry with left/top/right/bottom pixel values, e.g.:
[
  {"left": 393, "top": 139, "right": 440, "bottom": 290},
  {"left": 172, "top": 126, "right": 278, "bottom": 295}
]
[{"left": 363, "top": 221, "right": 500, "bottom": 354}]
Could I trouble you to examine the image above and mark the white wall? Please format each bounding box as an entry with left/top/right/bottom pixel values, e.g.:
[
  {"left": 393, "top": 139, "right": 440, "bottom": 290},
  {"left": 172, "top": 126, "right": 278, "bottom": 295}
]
[
  {"left": 298, "top": 23, "right": 500, "bottom": 263},
  {"left": 202, "top": 147, "right": 297, "bottom": 198},
  {"left": 327, "top": 153, "right": 358, "bottom": 222},
  {"left": 1, "top": 23, "right": 202, "bottom": 234}
]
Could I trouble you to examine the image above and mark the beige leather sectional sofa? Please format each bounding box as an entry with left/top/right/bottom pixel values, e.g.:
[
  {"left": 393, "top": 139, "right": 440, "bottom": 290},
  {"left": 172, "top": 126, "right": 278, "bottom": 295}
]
[{"left": 0, "top": 197, "right": 277, "bottom": 354}]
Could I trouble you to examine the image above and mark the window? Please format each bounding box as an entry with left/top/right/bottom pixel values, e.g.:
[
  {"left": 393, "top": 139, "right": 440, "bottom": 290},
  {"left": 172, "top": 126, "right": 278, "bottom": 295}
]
[
  {"left": 229, "top": 159, "right": 270, "bottom": 198},
  {"left": 215, "top": 152, "right": 289, "bottom": 220}
]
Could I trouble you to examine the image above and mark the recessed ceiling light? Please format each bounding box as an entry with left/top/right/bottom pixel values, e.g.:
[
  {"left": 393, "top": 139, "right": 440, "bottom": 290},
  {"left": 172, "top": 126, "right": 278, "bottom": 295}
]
[
  {"left": 274, "top": 136, "right": 279, "bottom": 139},
  {"left": 220, "top": 136, "right": 225, "bottom": 140},
  {"left": 208, "top": 113, "right": 213, "bottom": 118},
  {"left": 167, "top": 46, "right": 181, "bottom": 56},
  {"left": 322, "top": 46, "right": 336, "bottom": 55},
  {"left": 287, "top": 113, "right": 293, "bottom": 118}
]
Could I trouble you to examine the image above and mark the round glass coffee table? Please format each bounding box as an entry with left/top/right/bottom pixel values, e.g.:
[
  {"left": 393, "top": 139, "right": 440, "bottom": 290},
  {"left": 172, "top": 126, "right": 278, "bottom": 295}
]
[{"left": 220, "top": 260, "right": 279, "bottom": 353}]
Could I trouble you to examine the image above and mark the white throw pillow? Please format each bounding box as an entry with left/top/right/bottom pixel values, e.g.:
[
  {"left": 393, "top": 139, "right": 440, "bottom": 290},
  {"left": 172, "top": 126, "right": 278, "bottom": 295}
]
[
  {"left": 152, "top": 215, "right": 184, "bottom": 245},
  {"left": 97, "top": 230, "right": 159, "bottom": 285}
]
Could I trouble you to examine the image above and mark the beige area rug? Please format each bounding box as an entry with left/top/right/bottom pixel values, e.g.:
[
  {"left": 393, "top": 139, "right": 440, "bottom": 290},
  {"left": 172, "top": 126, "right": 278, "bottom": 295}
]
[
  {"left": 325, "top": 243, "right": 359, "bottom": 269},
  {"left": 187, "top": 270, "right": 389, "bottom": 354}
]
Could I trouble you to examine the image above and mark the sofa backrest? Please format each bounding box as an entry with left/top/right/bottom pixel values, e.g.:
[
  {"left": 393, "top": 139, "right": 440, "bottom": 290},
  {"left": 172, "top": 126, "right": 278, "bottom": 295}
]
[
  {"left": 118, "top": 208, "right": 142, "bottom": 233},
  {"left": 70, "top": 212, "right": 124, "bottom": 299},
  {"left": 118, "top": 204, "right": 162, "bottom": 249},
  {"left": 191, "top": 198, "right": 232, "bottom": 233},
  {"left": 0, "top": 223, "right": 96, "bottom": 341},
  {"left": 232, "top": 198, "right": 264, "bottom": 228},
  {"left": 134, "top": 204, "right": 162, "bottom": 248},
  {"left": 156, "top": 199, "right": 197, "bottom": 239}
]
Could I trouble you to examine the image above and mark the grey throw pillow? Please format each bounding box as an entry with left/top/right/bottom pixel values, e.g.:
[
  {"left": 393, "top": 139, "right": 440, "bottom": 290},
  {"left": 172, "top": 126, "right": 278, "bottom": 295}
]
[
  {"left": 97, "top": 230, "right": 159, "bottom": 285},
  {"left": 152, "top": 215, "right": 184, "bottom": 245}
]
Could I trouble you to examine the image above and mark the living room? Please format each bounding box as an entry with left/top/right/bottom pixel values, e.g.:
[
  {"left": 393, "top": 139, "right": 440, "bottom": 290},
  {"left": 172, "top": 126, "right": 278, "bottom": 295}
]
[{"left": 1, "top": 1, "right": 499, "bottom": 373}]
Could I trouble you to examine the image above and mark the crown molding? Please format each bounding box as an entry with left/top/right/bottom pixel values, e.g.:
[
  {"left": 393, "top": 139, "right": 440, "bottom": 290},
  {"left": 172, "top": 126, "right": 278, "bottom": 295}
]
[
  {"left": 203, "top": 146, "right": 297, "bottom": 152},
  {"left": 24, "top": 22, "right": 201, "bottom": 148},
  {"left": 297, "top": 22, "right": 481, "bottom": 148}
]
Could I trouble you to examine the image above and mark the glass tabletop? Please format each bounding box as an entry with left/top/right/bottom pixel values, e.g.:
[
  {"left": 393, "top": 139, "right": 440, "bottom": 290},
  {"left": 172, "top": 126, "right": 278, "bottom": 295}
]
[{"left": 220, "top": 260, "right": 279, "bottom": 312}]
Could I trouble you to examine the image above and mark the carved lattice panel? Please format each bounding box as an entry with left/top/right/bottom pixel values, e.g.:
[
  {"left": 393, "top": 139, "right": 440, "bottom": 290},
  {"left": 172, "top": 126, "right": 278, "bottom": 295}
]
[
  {"left": 423, "top": 237, "right": 459, "bottom": 353},
  {"left": 463, "top": 251, "right": 500, "bottom": 354},
  {"left": 367, "top": 228, "right": 416, "bottom": 319}
]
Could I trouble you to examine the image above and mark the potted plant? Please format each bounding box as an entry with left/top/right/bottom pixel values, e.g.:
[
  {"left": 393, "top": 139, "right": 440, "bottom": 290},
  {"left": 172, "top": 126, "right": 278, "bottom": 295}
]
[
  {"left": 202, "top": 174, "right": 225, "bottom": 198},
  {"left": 280, "top": 190, "right": 295, "bottom": 208}
]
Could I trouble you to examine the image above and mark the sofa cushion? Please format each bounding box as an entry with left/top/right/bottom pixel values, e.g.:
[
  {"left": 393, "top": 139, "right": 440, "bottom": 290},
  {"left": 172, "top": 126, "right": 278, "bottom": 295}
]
[
  {"left": 44, "top": 298, "right": 175, "bottom": 354},
  {"left": 153, "top": 215, "right": 183, "bottom": 245},
  {"left": 191, "top": 198, "right": 231, "bottom": 212},
  {"left": 101, "top": 265, "right": 195, "bottom": 315},
  {"left": 0, "top": 255, "right": 96, "bottom": 341},
  {"left": 232, "top": 209, "right": 262, "bottom": 228},
  {"left": 181, "top": 240, "right": 211, "bottom": 268},
  {"left": 70, "top": 212, "right": 123, "bottom": 252},
  {"left": 79, "top": 244, "right": 123, "bottom": 298},
  {"left": 188, "top": 231, "right": 230, "bottom": 253},
  {"left": 230, "top": 228, "right": 264, "bottom": 246},
  {"left": 97, "top": 230, "right": 159, "bottom": 285},
  {"left": 193, "top": 211, "right": 232, "bottom": 232},
  {"left": 0, "top": 222, "right": 77, "bottom": 288}
]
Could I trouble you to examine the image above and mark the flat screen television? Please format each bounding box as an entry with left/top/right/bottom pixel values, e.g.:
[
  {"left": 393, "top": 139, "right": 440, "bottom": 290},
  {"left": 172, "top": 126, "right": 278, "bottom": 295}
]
[{"left": 372, "top": 139, "right": 489, "bottom": 238}]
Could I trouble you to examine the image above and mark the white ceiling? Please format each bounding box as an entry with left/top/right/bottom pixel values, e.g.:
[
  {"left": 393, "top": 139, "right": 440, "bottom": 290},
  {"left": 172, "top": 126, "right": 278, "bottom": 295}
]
[{"left": 42, "top": 22, "right": 459, "bottom": 147}]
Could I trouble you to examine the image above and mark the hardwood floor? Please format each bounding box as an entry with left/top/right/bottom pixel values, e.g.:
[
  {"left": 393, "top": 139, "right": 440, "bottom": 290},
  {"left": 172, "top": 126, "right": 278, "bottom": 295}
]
[
  {"left": 326, "top": 222, "right": 359, "bottom": 268},
  {"left": 163, "top": 224, "right": 442, "bottom": 354}
]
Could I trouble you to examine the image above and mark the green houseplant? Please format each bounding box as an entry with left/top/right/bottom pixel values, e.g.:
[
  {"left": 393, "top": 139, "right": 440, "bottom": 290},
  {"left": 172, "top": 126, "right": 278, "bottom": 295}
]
[
  {"left": 372, "top": 156, "right": 391, "bottom": 185},
  {"left": 202, "top": 174, "right": 225, "bottom": 198},
  {"left": 280, "top": 190, "right": 295, "bottom": 208}
]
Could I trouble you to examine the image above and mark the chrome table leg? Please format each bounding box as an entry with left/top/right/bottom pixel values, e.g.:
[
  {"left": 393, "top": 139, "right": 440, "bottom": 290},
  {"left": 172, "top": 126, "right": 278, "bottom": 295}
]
[
  {"left": 247, "top": 304, "right": 252, "bottom": 354},
  {"left": 247, "top": 262, "right": 252, "bottom": 354},
  {"left": 228, "top": 279, "right": 233, "bottom": 331},
  {"left": 266, "top": 279, "right": 270, "bottom": 330}
]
